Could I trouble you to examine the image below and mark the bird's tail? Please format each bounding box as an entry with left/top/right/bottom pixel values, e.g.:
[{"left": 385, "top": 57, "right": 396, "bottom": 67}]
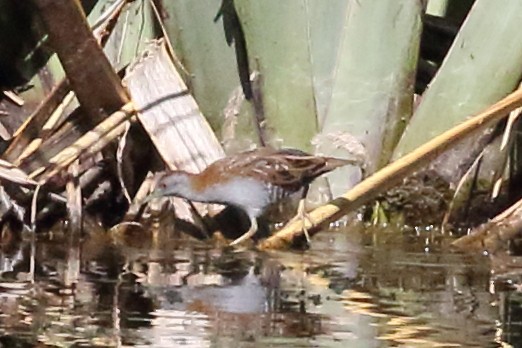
[{"left": 323, "top": 156, "right": 366, "bottom": 176}]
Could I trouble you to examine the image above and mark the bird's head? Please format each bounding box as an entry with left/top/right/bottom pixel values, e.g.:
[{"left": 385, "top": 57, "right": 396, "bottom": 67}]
[{"left": 143, "top": 171, "right": 192, "bottom": 203}]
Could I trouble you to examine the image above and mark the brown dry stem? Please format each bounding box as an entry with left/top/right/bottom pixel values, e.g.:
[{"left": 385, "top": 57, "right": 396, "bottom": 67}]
[
  {"left": 4, "top": 80, "right": 71, "bottom": 162},
  {"left": 30, "top": 102, "right": 136, "bottom": 183},
  {"left": 32, "top": 0, "right": 129, "bottom": 122},
  {"left": 452, "top": 197, "right": 522, "bottom": 253}
]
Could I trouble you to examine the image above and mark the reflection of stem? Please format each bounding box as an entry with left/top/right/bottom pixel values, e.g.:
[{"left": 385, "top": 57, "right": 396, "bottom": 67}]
[
  {"left": 64, "top": 161, "right": 82, "bottom": 287},
  {"left": 29, "top": 184, "right": 42, "bottom": 284},
  {"left": 113, "top": 273, "right": 123, "bottom": 347},
  {"left": 29, "top": 231, "right": 35, "bottom": 285},
  {"left": 148, "top": 240, "right": 164, "bottom": 286},
  {"left": 64, "top": 226, "right": 81, "bottom": 287}
]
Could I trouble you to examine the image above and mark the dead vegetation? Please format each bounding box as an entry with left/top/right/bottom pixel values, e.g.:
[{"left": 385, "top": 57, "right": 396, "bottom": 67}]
[{"left": 0, "top": 0, "right": 522, "bottom": 270}]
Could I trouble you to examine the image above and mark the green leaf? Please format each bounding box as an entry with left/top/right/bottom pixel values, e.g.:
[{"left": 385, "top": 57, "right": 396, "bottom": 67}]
[
  {"left": 160, "top": 1, "right": 242, "bottom": 136},
  {"left": 318, "top": 0, "right": 422, "bottom": 194},
  {"left": 394, "top": 0, "right": 522, "bottom": 160},
  {"left": 235, "top": 0, "right": 318, "bottom": 151}
]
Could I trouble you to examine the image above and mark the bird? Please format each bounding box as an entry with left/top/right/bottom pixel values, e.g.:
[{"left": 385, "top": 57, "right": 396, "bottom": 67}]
[{"left": 145, "top": 147, "right": 360, "bottom": 246}]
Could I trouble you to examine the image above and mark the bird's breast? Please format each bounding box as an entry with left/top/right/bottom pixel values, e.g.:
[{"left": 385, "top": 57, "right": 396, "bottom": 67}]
[{"left": 202, "top": 177, "right": 271, "bottom": 216}]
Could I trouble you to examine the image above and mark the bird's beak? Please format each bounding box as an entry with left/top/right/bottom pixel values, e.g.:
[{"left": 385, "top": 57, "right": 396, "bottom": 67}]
[{"left": 142, "top": 189, "right": 163, "bottom": 204}]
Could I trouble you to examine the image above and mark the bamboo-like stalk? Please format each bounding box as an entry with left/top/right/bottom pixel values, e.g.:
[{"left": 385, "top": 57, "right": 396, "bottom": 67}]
[
  {"left": 2, "top": 90, "right": 24, "bottom": 106},
  {"left": 7, "top": 0, "right": 131, "bottom": 164},
  {"left": 32, "top": 0, "right": 129, "bottom": 122},
  {"left": 259, "top": 87, "right": 522, "bottom": 250},
  {"left": 30, "top": 102, "right": 136, "bottom": 182}
]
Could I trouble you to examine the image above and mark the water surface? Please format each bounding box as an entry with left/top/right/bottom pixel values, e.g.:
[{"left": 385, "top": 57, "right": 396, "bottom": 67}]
[{"left": 0, "top": 224, "right": 520, "bottom": 347}]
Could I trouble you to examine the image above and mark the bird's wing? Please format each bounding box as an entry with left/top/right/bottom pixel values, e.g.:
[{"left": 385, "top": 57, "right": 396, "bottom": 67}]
[{"left": 231, "top": 148, "right": 332, "bottom": 191}]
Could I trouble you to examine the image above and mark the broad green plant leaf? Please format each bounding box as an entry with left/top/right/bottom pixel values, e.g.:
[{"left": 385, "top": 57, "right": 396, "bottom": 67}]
[
  {"left": 235, "top": 0, "right": 318, "bottom": 151},
  {"left": 160, "top": 1, "right": 242, "bottom": 138},
  {"left": 318, "top": 0, "right": 422, "bottom": 194},
  {"left": 394, "top": 0, "right": 522, "bottom": 164}
]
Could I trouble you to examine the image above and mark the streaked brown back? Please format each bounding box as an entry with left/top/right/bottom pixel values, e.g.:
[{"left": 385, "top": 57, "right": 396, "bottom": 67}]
[{"left": 199, "top": 147, "right": 355, "bottom": 193}]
